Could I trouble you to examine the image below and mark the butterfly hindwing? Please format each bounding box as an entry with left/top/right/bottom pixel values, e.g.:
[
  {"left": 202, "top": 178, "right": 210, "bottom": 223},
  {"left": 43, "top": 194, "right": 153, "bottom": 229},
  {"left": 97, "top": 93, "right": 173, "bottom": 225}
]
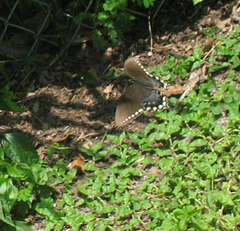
[{"left": 115, "top": 83, "right": 152, "bottom": 126}]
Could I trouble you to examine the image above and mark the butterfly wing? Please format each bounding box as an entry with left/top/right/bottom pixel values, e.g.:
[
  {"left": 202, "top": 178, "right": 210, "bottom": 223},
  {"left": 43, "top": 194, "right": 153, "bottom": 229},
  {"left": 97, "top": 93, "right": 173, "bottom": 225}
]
[
  {"left": 124, "top": 58, "right": 154, "bottom": 87},
  {"left": 115, "top": 83, "right": 152, "bottom": 126},
  {"left": 143, "top": 90, "right": 168, "bottom": 111},
  {"left": 115, "top": 58, "right": 168, "bottom": 126}
]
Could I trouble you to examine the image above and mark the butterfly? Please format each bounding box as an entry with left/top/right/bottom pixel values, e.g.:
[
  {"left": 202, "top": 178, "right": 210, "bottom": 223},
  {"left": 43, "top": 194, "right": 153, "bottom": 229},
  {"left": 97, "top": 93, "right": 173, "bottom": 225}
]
[{"left": 115, "top": 57, "right": 168, "bottom": 126}]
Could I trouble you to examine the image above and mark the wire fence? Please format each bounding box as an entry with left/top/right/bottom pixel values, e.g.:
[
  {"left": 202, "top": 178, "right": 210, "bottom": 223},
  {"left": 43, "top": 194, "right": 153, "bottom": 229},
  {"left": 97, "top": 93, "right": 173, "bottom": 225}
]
[
  {"left": 0, "top": 0, "right": 96, "bottom": 67},
  {"left": 0, "top": 0, "right": 60, "bottom": 58}
]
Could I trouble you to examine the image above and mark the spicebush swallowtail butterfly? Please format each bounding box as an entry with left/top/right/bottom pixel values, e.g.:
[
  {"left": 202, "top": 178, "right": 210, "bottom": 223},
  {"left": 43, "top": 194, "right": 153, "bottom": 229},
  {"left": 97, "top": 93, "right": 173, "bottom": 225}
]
[{"left": 115, "top": 57, "right": 168, "bottom": 126}]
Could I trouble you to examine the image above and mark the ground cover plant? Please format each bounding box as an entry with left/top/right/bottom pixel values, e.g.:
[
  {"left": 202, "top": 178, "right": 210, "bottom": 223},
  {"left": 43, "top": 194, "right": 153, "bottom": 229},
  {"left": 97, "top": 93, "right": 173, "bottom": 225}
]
[
  {"left": 56, "top": 26, "right": 240, "bottom": 231},
  {"left": 0, "top": 21, "right": 239, "bottom": 230}
]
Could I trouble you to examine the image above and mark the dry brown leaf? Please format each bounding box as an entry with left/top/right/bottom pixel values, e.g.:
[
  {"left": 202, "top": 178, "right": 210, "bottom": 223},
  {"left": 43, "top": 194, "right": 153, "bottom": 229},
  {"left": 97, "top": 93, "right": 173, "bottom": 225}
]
[
  {"left": 24, "top": 11, "right": 50, "bottom": 32},
  {"left": 0, "top": 41, "right": 29, "bottom": 58},
  {"left": 178, "top": 65, "right": 208, "bottom": 102},
  {"left": 68, "top": 156, "right": 86, "bottom": 173},
  {"left": 42, "top": 123, "right": 49, "bottom": 130},
  {"left": 215, "top": 18, "right": 231, "bottom": 29},
  {"left": 232, "top": 4, "right": 240, "bottom": 22},
  {"left": 52, "top": 134, "right": 69, "bottom": 143},
  {"left": 159, "top": 85, "right": 186, "bottom": 97},
  {"left": 202, "top": 37, "right": 214, "bottom": 53},
  {"left": 149, "top": 166, "right": 160, "bottom": 176},
  {"left": 72, "top": 73, "right": 78, "bottom": 78},
  {"left": 103, "top": 84, "right": 114, "bottom": 94},
  {"left": 10, "top": 33, "right": 29, "bottom": 45},
  {"left": 103, "top": 47, "right": 114, "bottom": 62}
]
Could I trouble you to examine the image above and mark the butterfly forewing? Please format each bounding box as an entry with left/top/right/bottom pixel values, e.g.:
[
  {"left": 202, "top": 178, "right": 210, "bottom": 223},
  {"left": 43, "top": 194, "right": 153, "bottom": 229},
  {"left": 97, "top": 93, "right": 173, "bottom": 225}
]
[{"left": 124, "top": 58, "right": 154, "bottom": 87}]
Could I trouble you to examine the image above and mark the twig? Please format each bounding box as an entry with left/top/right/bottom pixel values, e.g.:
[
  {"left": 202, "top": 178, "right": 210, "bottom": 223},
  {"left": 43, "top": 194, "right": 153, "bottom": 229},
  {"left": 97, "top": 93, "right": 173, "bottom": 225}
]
[
  {"left": 151, "top": 0, "right": 165, "bottom": 26},
  {"left": 148, "top": 13, "right": 153, "bottom": 54},
  {"left": 29, "top": 4, "right": 52, "bottom": 55},
  {"left": 202, "top": 41, "right": 220, "bottom": 61},
  {"left": 0, "top": 0, "right": 20, "bottom": 41},
  {"left": 125, "top": 8, "right": 148, "bottom": 17}
]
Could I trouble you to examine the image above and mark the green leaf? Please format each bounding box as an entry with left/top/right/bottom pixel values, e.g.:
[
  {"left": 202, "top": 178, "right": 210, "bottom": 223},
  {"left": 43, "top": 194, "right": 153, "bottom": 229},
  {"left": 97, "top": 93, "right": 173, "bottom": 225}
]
[
  {"left": 6, "top": 221, "right": 34, "bottom": 231},
  {"left": 2, "top": 132, "right": 39, "bottom": 164},
  {"left": 189, "top": 138, "right": 208, "bottom": 148},
  {"left": 30, "top": 164, "right": 49, "bottom": 185},
  {"left": 115, "top": 205, "right": 131, "bottom": 217},
  {"left": 0, "top": 97, "right": 24, "bottom": 112},
  {"left": 210, "top": 103, "right": 222, "bottom": 115},
  {"left": 143, "top": 0, "right": 152, "bottom": 8},
  {"left": 7, "top": 166, "right": 25, "bottom": 179},
  {"left": 192, "top": 60, "right": 203, "bottom": 70},
  {"left": 62, "top": 193, "right": 75, "bottom": 206},
  {"left": 192, "top": 0, "right": 204, "bottom": 5},
  {"left": 0, "top": 196, "right": 14, "bottom": 227},
  {"left": 0, "top": 80, "right": 24, "bottom": 112},
  {"left": 193, "top": 46, "right": 203, "bottom": 60},
  {"left": 120, "top": 167, "right": 142, "bottom": 177},
  {"left": 78, "top": 141, "right": 104, "bottom": 159},
  {"left": 17, "top": 184, "right": 33, "bottom": 202},
  {"left": 230, "top": 55, "right": 240, "bottom": 68},
  {"left": 95, "top": 150, "right": 108, "bottom": 161},
  {"left": 158, "top": 159, "right": 174, "bottom": 172},
  {"left": 0, "top": 178, "right": 18, "bottom": 204},
  {"left": 104, "top": 69, "right": 118, "bottom": 80},
  {"left": 66, "top": 168, "right": 77, "bottom": 183},
  {"left": 141, "top": 200, "right": 152, "bottom": 209},
  {"left": 78, "top": 146, "right": 94, "bottom": 157},
  {"left": 62, "top": 207, "right": 84, "bottom": 228},
  {"left": 91, "top": 141, "right": 103, "bottom": 153},
  {"left": 107, "top": 132, "right": 126, "bottom": 145},
  {"left": 35, "top": 197, "right": 59, "bottom": 222}
]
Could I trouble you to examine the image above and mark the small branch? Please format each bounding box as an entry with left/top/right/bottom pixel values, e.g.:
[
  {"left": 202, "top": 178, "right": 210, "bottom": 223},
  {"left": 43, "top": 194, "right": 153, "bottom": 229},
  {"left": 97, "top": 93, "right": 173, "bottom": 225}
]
[
  {"left": 148, "top": 13, "right": 153, "bottom": 54},
  {"left": 152, "top": 0, "right": 165, "bottom": 23}
]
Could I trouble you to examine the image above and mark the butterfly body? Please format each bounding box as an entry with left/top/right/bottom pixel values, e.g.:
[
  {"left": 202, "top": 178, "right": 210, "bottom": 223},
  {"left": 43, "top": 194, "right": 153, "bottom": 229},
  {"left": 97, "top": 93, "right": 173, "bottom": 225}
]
[{"left": 115, "top": 58, "right": 168, "bottom": 126}]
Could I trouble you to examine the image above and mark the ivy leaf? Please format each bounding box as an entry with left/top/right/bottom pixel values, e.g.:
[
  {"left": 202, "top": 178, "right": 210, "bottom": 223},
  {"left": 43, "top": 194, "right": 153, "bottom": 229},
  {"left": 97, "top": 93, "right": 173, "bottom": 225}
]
[
  {"left": 0, "top": 97, "right": 24, "bottom": 112},
  {"left": 0, "top": 196, "right": 15, "bottom": 227},
  {"left": 2, "top": 132, "right": 39, "bottom": 164}
]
